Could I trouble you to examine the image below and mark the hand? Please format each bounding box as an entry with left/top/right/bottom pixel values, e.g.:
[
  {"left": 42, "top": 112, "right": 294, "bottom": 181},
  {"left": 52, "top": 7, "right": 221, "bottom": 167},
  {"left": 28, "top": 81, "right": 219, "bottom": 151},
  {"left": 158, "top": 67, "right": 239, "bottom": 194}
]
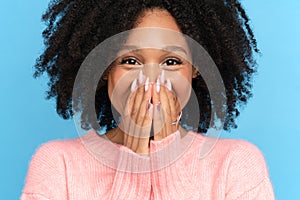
[
  {"left": 152, "top": 71, "right": 181, "bottom": 141},
  {"left": 119, "top": 72, "right": 152, "bottom": 155}
]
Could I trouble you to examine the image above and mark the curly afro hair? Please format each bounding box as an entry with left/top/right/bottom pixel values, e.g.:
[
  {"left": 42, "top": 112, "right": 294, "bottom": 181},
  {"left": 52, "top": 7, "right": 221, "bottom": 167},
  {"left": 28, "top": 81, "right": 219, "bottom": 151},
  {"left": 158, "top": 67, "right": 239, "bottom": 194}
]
[{"left": 34, "top": 0, "right": 259, "bottom": 133}]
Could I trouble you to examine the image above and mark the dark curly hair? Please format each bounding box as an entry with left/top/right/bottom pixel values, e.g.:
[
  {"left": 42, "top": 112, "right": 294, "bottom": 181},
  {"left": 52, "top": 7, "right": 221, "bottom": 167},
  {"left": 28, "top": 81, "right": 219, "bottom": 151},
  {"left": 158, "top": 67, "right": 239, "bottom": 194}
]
[{"left": 34, "top": 0, "right": 259, "bottom": 133}]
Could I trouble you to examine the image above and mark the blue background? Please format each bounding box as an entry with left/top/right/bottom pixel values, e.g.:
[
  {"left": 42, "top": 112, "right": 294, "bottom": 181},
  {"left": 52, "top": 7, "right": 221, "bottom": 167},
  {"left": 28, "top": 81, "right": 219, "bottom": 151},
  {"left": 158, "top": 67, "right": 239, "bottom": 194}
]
[{"left": 0, "top": 0, "right": 299, "bottom": 199}]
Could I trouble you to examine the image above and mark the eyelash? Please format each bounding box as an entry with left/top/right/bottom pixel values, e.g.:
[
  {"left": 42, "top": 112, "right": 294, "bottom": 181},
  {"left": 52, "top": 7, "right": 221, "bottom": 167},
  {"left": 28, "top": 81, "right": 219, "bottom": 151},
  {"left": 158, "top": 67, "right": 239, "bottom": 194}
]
[
  {"left": 120, "top": 57, "right": 141, "bottom": 65},
  {"left": 161, "top": 58, "right": 183, "bottom": 66},
  {"left": 120, "top": 57, "right": 183, "bottom": 66}
]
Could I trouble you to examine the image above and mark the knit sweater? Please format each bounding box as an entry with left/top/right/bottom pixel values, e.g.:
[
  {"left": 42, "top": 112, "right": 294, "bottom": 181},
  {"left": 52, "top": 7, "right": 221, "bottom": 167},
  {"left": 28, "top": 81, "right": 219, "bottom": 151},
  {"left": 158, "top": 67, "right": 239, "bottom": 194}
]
[{"left": 21, "top": 130, "right": 275, "bottom": 200}]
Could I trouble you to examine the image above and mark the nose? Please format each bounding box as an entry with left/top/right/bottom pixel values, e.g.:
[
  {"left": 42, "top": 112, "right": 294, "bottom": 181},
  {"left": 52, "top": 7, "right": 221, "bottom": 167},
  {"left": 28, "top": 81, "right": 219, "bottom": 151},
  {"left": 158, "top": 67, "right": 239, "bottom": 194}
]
[{"left": 141, "top": 63, "right": 162, "bottom": 83}]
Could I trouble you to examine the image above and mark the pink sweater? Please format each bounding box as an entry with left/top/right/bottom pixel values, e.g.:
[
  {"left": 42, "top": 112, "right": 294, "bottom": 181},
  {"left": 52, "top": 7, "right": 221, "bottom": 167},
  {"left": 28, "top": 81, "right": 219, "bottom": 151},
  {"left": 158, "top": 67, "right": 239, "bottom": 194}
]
[{"left": 21, "top": 130, "right": 274, "bottom": 199}]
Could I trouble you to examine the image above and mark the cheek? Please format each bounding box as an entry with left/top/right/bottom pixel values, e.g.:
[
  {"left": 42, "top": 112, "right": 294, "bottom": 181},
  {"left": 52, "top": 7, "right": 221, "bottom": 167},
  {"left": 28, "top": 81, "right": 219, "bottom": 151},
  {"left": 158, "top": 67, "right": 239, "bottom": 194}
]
[
  {"left": 107, "top": 69, "right": 125, "bottom": 99},
  {"left": 107, "top": 75, "right": 115, "bottom": 102},
  {"left": 107, "top": 71, "right": 122, "bottom": 111},
  {"left": 107, "top": 69, "right": 140, "bottom": 114},
  {"left": 165, "top": 68, "right": 193, "bottom": 109},
  {"left": 172, "top": 76, "right": 192, "bottom": 109}
]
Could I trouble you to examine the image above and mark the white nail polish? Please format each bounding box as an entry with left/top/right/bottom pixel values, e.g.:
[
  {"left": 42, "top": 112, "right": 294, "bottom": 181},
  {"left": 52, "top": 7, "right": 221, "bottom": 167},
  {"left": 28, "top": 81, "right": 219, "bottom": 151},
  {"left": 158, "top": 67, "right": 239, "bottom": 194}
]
[
  {"left": 156, "top": 78, "right": 160, "bottom": 93},
  {"left": 166, "top": 78, "right": 172, "bottom": 91},
  {"left": 160, "top": 70, "right": 165, "bottom": 84},
  {"left": 139, "top": 70, "right": 143, "bottom": 84},
  {"left": 145, "top": 77, "right": 149, "bottom": 91},
  {"left": 131, "top": 79, "right": 137, "bottom": 92}
]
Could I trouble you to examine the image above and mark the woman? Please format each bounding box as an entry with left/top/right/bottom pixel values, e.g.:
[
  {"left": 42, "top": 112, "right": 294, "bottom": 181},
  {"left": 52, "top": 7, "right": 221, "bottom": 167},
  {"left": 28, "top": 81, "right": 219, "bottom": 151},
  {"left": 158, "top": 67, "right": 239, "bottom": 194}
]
[{"left": 22, "top": 0, "right": 275, "bottom": 199}]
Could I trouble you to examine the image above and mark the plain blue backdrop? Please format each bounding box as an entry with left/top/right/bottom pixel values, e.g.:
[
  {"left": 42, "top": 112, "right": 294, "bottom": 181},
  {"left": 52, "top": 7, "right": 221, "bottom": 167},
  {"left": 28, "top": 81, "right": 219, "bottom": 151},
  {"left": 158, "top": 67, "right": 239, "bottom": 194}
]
[{"left": 0, "top": 0, "right": 299, "bottom": 199}]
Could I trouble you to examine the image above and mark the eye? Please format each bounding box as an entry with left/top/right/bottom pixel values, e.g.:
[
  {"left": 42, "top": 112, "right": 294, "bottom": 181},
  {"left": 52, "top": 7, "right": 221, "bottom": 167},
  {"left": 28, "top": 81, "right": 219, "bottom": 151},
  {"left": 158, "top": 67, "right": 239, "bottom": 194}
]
[
  {"left": 162, "top": 58, "right": 183, "bottom": 66},
  {"left": 120, "top": 57, "right": 141, "bottom": 65}
]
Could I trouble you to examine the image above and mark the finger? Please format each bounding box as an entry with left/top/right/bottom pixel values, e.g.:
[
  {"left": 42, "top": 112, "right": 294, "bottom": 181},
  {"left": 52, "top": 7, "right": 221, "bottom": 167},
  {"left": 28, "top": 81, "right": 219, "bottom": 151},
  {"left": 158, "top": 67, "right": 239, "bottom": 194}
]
[
  {"left": 160, "top": 82, "right": 172, "bottom": 139},
  {"left": 152, "top": 77, "right": 164, "bottom": 140},
  {"left": 136, "top": 83, "right": 152, "bottom": 154},
  {"left": 153, "top": 102, "right": 165, "bottom": 141},
  {"left": 165, "top": 78, "right": 179, "bottom": 133},
  {"left": 126, "top": 74, "right": 144, "bottom": 149},
  {"left": 152, "top": 76, "right": 161, "bottom": 106},
  {"left": 122, "top": 79, "right": 138, "bottom": 147},
  {"left": 124, "top": 73, "right": 145, "bottom": 149},
  {"left": 139, "top": 77, "right": 152, "bottom": 129},
  {"left": 130, "top": 77, "right": 151, "bottom": 152},
  {"left": 131, "top": 71, "right": 145, "bottom": 120}
]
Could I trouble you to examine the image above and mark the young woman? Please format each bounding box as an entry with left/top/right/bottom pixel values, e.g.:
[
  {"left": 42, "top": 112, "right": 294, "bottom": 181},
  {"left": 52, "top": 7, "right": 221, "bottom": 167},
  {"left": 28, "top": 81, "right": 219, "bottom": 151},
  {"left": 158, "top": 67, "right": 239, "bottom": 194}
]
[{"left": 22, "top": 0, "right": 275, "bottom": 199}]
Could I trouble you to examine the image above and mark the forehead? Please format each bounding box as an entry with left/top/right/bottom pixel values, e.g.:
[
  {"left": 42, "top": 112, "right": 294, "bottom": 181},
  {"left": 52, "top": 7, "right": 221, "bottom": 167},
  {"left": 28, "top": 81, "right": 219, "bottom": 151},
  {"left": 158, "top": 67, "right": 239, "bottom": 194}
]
[
  {"left": 120, "top": 27, "right": 191, "bottom": 60},
  {"left": 116, "top": 9, "right": 191, "bottom": 57},
  {"left": 134, "top": 9, "right": 182, "bottom": 32}
]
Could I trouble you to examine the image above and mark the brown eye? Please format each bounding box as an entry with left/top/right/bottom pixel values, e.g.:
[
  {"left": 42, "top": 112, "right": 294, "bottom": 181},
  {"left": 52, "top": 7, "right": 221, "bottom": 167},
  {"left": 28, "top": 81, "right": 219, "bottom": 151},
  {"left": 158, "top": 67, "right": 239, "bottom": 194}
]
[
  {"left": 162, "top": 58, "right": 183, "bottom": 66},
  {"left": 120, "top": 57, "right": 140, "bottom": 65}
]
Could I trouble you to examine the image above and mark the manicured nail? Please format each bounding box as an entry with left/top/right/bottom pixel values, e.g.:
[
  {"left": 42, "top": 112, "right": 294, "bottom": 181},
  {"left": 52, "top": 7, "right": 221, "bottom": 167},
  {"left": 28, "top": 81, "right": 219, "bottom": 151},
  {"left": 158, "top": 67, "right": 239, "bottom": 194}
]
[
  {"left": 139, "top": 70, "right": 143, "bottom": 84},
  {"left": 131, "top": 79, "right": 137, "bottom": 92},
  {"left": 156, "top": 78, "right": 160, "bottom": 93},
  {"left": 166, "top": 78, "right": 172, "bottom": 91},
  {"left": 156, "top": 102, "right": 161, "bottom": 111},
  {"left": 160, "top": 70, "right": 165, "bottom": 84},
  {"left": 145, "top": 77, "right": 149, "bottom": 91}
]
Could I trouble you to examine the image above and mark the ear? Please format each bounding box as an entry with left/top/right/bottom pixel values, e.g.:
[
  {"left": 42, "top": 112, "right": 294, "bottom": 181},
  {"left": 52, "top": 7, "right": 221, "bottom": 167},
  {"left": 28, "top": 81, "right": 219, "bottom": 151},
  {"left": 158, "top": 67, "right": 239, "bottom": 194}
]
[
  {"left": 102, "top": 74, "right": 108, "bottom": 80},
  {"left": 101, "top": 66, "right": 112, "bottom": 81},
  {"left": 192, "top": 66, "right": 199, "bottom": 78},
  {"left": 101, "top": 71, "right": 109, "bottom": 81}
]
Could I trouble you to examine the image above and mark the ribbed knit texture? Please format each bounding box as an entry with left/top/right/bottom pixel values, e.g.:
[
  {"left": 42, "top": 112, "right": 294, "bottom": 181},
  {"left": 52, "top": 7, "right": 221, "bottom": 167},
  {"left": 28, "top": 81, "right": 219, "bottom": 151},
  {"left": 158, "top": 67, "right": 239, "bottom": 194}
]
[{"left": 21, "top": 130, "right": 275, "bottom": 200}]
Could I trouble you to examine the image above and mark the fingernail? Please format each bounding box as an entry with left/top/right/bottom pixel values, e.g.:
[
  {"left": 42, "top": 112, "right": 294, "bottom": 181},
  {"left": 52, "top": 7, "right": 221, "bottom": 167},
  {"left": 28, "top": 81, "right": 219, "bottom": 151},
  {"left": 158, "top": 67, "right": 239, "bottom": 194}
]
[
  {"left": 156, "top": 78, "right": 160, "bottom": 93},
  {"left": 160, "top": 70, "right": 165, "bottom": 84},
  {"left": 139, "top": 70, "right": 143, "bottom": 84},
  {"left": 156, "top": 102, "right": 161, "bottom": 111},
  {"left": 145, "top": 77, "right": 149, "bottom": 91},
  {"left": 131, "top": 79, "right": 137, "bottom": 92},
  {"left": 166, "top": 78, "right": 172, "bottom": 91}
]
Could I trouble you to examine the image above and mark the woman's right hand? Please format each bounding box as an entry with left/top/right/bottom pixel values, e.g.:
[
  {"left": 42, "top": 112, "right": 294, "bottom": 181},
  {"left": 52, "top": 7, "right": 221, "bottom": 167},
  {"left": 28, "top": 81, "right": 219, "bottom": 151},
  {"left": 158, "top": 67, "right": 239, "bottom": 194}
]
[{"left": 119, "top": 72, "right": 153, "bottom": 155}]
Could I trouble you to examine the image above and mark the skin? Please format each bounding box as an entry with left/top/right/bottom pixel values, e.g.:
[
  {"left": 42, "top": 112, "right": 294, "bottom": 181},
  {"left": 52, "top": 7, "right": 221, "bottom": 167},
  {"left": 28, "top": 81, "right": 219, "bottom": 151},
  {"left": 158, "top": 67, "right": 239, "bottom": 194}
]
[{"left": 105, "top": 9, "right": 198, "bottom": 155}]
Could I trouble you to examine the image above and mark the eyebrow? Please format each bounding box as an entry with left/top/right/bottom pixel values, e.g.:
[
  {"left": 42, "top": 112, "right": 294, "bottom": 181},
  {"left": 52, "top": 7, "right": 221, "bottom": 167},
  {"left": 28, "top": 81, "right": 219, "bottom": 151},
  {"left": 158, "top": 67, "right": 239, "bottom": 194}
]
[{"left": 120, "top": 45, "right": 188, "bottom": 56}]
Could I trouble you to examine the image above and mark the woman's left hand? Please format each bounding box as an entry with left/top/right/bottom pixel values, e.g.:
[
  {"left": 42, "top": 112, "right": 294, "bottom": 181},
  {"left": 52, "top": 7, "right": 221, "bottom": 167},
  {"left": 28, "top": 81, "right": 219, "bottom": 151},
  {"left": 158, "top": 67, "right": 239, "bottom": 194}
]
[{"left": 151, "top": 74, "right": 181, "bottom": 141}]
